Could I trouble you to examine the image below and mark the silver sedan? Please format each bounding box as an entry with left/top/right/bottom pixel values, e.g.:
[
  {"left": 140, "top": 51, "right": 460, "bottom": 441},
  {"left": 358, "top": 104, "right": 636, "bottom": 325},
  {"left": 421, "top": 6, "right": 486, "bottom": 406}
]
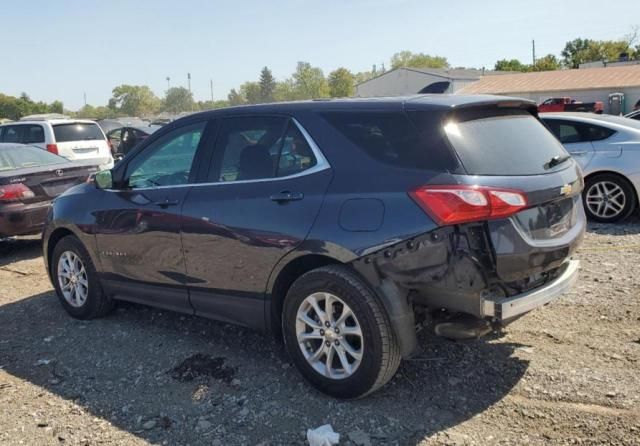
[{"left": 541, "top": 112, "right": 640, "bottom": 222}]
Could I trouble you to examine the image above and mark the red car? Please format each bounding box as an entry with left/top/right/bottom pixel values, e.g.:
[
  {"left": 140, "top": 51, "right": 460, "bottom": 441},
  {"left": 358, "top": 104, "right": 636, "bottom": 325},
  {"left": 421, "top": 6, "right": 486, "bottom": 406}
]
[{"left": 539, "top": 97, "right": 604, "bottom": 114}]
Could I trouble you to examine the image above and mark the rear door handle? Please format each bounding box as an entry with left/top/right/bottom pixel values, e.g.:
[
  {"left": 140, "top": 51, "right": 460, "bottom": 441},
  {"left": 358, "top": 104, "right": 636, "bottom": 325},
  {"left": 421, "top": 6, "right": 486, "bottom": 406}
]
[
  {"left": 569, "top": 151, "right": 587, "bottom": 156},
  {"left": 270, "top": 191, "right": 304, "bottom": 203},
  {"left": 153, "top": 199, "right": 180, "bottom": 208}
]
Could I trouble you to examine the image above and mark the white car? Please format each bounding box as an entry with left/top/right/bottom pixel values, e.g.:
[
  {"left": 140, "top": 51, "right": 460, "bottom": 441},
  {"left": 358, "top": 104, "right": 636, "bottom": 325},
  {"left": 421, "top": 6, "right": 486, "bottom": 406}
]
[
  {"left": 0, "top": 118, "right": 113, "bottom": 170},
  {"left": 541, "top": 112, "right": 640, "bottom": 222}
]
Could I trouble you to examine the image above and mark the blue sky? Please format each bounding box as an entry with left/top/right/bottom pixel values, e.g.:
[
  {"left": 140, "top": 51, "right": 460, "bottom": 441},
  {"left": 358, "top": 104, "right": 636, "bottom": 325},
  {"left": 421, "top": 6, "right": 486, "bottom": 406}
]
[{"left": 1, "top": 0, "right": 638, "bottom": 110}]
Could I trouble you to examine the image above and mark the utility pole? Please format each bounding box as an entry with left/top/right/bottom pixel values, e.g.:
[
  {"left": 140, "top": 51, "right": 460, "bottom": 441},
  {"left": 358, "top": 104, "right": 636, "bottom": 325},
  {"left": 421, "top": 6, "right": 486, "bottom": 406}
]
[
  {"left": 532, "top": 39, "right": 537, "bottom": 67},
  {"left": 210, "top": 79, "right": 214, "bottom": 102},
  {"left": 166, "top": 77, "right": 171, "bottom": 90},
  {"left": 83, "top": 92, "right": 87, "bottom": 107},
  {"left": 187, "top": 73, "right": 192, "bottom": 94}
]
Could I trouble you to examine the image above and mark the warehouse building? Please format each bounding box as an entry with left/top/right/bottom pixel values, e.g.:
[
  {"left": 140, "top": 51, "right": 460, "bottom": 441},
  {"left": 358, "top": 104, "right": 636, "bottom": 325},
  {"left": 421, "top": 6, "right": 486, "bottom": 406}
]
[
  {"left": 457, "top": 65, "right": 640, "bottom": 114},
  {"left": 355, "top": 67, "right": 496, "bottom": 97}
]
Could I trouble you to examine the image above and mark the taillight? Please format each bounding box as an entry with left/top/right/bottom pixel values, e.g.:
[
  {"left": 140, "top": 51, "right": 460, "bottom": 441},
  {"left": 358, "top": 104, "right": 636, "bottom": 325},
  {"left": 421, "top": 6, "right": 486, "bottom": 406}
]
[
  {"left": 0, "top": 183, "right": 36, "bottom": 202},
  {"left": 46, "top": 144, "right": 58, "bottom": 155},
  {"left": 409, "top": 185, "right": 528, "bottom": 225}
]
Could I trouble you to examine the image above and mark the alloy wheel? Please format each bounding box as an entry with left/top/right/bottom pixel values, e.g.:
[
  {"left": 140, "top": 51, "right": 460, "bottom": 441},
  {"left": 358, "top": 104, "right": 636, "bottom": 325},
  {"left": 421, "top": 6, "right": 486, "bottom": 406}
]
[
  {"left": 57, "top": 251, "right": 89, "bottom": 308},
  {"left": 585, "top": 180, "right": 626, "bottom": 219},
  {"left": 295, "top": 292, "right": 364, "bottom": 379}
]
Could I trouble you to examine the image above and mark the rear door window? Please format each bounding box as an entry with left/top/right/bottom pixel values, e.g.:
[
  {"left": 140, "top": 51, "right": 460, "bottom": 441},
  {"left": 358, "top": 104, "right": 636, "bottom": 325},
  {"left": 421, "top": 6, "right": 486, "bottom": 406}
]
[
  {"left": 442, "top": 110, "right": 568, "bottom": 175},
  {"left": 53, "top": 123, "right": 104, "bottom": 142},
  {"left": 22, "top": 125, "right": 45, "bottom": 144},
  {"left": 544, "top": 119, "right": 615, "bottom": 143},
  {"left": 1, "top": 126, "right": 20, "bottom": 143},
  {"left": 320, "top": 111, "right": 458, "bottom": 171}
]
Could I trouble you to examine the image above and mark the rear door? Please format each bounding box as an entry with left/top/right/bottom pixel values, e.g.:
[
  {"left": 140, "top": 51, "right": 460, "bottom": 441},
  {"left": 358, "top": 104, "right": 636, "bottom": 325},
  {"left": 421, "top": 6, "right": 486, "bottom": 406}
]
[
  {"left": 543, "top": 118, "right": 595, "bottom": 169},
  {"left": 52, "top": 122, "right": 111, "bottom": 162},
  {"left": 180, "top": 115, "right": 332, "bottom": 328}
]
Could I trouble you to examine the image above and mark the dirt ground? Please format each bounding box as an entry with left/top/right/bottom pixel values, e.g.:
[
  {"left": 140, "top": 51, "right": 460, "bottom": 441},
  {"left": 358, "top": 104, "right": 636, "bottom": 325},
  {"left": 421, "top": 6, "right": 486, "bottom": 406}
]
[{"left": 0, "top": 218, "right": 639, "bottom": 446}]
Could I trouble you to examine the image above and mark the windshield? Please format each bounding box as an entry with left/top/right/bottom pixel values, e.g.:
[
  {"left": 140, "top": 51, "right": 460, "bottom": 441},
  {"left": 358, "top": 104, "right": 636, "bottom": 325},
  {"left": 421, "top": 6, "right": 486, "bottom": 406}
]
[
  {"left": 53, "top": 123, "right": 105, "bottom": 142},
  {"left": 443, "top": 110, "right": 568, "bottom": 176},
  {"left": 0, "top": 146, "right": 68, "bottom": 170}
]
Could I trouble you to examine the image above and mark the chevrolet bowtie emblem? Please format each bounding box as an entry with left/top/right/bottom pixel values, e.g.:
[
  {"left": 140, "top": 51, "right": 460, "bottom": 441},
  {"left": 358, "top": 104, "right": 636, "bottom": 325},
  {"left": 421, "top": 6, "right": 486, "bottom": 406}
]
[{"left": 560, "top": 184, "right": 572, "bottom": 196}]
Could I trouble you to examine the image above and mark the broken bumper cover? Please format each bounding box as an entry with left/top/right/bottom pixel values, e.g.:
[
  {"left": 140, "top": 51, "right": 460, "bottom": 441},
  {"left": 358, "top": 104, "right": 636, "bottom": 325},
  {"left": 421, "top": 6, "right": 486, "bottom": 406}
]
[{"left": 481, "top": 260, "right": 579, "bottom": 321}]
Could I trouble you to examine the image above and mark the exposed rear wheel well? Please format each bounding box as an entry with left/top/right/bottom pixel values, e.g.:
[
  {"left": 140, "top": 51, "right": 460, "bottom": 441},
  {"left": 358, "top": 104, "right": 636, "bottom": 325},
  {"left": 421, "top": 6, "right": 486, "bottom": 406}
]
[
  {"left": 584, "top": 171, "right": 638, "bottom": 209},
  {"left": 269, "top": 254, "right": 342, "bottom": 337}
]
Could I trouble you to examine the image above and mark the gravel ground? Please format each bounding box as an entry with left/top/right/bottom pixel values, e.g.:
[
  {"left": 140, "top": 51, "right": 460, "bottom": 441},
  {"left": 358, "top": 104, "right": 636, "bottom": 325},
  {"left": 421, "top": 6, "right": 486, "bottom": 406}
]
[{"left": 0, "top": 219, "right": 639, "bottom": 446}]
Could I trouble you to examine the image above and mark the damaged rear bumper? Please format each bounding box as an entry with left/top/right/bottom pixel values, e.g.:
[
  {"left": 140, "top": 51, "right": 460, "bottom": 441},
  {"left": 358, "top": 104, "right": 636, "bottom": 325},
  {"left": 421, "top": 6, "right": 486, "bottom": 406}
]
[{"left": 481, "top": 259, "right": 579, "bottom": 321}]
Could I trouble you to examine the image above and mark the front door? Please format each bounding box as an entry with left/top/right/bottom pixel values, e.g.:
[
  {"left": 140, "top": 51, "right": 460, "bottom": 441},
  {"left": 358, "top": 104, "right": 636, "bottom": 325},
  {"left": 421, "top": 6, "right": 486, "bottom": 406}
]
[
  {"left": 180, "top": 116, "right": 332, "bottom": 328},
  {"left": 94, "top": 121, "right": 208, "bottom": 313}
]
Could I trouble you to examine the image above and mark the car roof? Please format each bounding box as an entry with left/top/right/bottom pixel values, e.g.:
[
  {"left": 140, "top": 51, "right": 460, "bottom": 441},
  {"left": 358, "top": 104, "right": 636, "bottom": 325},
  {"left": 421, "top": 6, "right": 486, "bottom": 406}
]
[
  {"left": 540, "top": 112, "right": 640, "bottom": 132},
  {"left": 2, "top": 119, "right": 99, "bottom": 126},
  {"left": 182, "top": 94, "right": 536, "bottom": 119}
]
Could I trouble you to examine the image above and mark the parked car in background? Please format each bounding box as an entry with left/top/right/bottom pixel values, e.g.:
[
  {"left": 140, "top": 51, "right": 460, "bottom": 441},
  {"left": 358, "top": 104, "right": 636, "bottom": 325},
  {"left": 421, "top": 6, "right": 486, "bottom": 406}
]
[
  {"left": 106, "top": 125, "right": 162, "bottom": 157},
  {"left": 44, "top": 96, "right": 584, "bottom": 398},
  {"left": 0, "top": 143, "right": 98, "bottom": 238},
  {"left": 538, "top": 97, "right": 604, "bottom": 114},
  {"left": 0, "top": 118, "right": 113, "bottom": 170},
  {"left": 541, "top": 112, "right": 640, "bottom": 222},
  {"left": 625, "top": 109, "right": 640, "bottom": 121}
]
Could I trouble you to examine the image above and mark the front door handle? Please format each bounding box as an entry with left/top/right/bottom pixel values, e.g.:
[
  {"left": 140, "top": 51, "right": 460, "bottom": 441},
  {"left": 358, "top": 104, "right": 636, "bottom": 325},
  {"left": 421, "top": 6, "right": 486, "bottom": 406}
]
[
  {"left": 153, "top": 199, "right": 180, "bottom": 208},
  {"left": 569, "top": 151, "right": 587, "bottom": 156},
  {"left": 270, "top": 191, "right": 304, "bottom": 203}
]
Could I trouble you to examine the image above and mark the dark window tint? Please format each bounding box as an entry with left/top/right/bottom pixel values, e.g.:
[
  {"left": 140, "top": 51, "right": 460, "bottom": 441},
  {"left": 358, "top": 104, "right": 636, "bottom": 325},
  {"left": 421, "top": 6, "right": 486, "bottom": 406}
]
[
  {"left": 126, "top": 122, "right": 204, "bottom": 188},
  {"left": 444, "top": 110, "right": 567, "bottom": 175},
  {"left": 209, "top": 116, "right": 287, "bottom": 182},
  {"left": 321, "top": 111, "right": 457, "bottom": 170},
  {"left": 22, "top": 125, "right": 45, "bottom": 144},
  {"left": 53, "top": 123, "right": 104, "bottom": 142},
  {"left": 0, "top": 146, "right": 67, "bottom": 170},
  {"left": 544, "top": 119, "right": 615, "bottom": 143},
  {"left": 1, "top": 126, "right": 20, "bottom": 143}
]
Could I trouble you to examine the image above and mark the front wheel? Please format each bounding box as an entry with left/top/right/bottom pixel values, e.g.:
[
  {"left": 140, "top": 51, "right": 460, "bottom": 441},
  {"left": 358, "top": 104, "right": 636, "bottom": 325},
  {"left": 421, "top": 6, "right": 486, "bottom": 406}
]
[
  {"left": 583, "top": 174, "right": 636, "bottom": 223},
  {"left": 51, "top": 235, "right": 114, "bottom": 319},
  {"left": 282, "top": 265, "right": 401, "bottom": 399}
]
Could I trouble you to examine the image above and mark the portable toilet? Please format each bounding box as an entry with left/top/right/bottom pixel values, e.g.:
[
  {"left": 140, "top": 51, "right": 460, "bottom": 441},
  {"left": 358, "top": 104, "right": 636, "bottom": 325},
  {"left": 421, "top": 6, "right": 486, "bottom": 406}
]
[{"left": 609, "top": 93, "right": 625, "bottom": 115}]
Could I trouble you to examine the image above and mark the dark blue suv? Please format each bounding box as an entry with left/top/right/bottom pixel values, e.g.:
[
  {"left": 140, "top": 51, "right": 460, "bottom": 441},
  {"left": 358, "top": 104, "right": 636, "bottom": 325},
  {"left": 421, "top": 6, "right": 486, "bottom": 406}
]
[{"left": 43, "top": 95, "right": 584, "bottom": 398}]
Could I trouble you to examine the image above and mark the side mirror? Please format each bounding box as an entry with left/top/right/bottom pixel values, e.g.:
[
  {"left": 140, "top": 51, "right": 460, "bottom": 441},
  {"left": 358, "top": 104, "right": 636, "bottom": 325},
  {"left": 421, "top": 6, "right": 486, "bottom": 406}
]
[{"left": 95, "top": 169, "right": 113, "bottom": 190}]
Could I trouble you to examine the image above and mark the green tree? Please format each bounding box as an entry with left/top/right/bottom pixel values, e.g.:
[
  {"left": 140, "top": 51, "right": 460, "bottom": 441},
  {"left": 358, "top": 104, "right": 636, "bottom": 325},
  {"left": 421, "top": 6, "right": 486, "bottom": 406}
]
[
  {"left": 108, "top": 85, "right": 160, "bottom": 116},
  {"left": 561, "top": 38, "right": 593, "bottom": 68},
  {"left": 494, "top": 58, "right": 528, "bottom": 72},
  {"left": 292, "top": 62, "right": 329, "bottom": 99},
  {"left": 49, "top": 100, "right": 64, "bottom": 114},
  {"left": 197, "top": 99, "right": 230, "bottom": 110},
  {"left": 390, "top": 51, "right": 449, "bottom": 69},
  {"left": 227, "top": 88, "right": 245, "bottom": 106},
  {"left": 328, "top": 67, "right": 355, "bottom": 97},
  {"left": 0, "top": 94, "right": 21, "bottom": 120},
  {"left": 273, "top": 79, "right": 298, "bottom": 102},
  {"left": 240, "top": 81, "right": 262, "bottom": 104},
  {"left": 533, "top": 54, "right": 561, "bottom": 71},
  {"left": 163, "top": 87, "right": 194, "bottom": 113},
  {"left": 259, "top": 66, "right": 276, "bottom": 103}
]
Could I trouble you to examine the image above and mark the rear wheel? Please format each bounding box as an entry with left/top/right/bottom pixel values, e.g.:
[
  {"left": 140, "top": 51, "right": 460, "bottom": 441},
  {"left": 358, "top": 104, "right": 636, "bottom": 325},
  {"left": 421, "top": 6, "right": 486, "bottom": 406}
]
[
  {"left": 282, "top": 265, "right": 401, "bottom": 399},
  {"left": 583, "top": 174, "right": 636, "bottom": 223},
  {"left": 51, "top": 236, "right": 114, "bottom": 319}
]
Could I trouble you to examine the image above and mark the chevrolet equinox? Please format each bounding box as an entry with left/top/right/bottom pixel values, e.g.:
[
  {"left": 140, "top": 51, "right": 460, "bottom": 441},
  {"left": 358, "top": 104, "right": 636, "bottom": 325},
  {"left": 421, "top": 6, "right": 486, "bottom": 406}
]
[{"left": 43, "top": 96, "right": 584, "bottom": 398}]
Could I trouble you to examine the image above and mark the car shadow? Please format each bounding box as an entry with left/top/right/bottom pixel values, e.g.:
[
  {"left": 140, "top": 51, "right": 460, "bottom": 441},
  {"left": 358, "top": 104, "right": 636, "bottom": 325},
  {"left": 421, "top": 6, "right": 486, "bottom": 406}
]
[
  {"left": 585, "top": 210, "right": 640, "bottom": 236},
  {"left": 0, "top": 236, "right": 42, "bottom": 267},
  {"left": 0, "top": 292, "right": 528, "bottom": 444}
]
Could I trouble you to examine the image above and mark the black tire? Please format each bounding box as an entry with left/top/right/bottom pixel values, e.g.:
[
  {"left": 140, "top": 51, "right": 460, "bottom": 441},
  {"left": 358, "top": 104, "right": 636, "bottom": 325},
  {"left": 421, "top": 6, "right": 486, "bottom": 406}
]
[
  {"left": 282, "top": 265, "right": 401, "bottom": 399},
  {"left": 583, "top": 173, "right": 636, "bottom": 223},
  {"left": 51, "top": 235, "right": 114, "bottom": 319}
]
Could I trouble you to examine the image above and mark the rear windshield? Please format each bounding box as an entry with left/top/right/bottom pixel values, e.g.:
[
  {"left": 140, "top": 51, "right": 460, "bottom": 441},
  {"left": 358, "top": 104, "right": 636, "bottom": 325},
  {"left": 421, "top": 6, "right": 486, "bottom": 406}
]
[
  {"left": 0, "top": 146, "right": 68, "bottom": 171},
  {"left": 53, "top": 123, "right": 104, "bottom": 142},
  {"left": 320, "top": 111, "right": 458, "bottom": 171},
  {"left": 443, "top": 110, "right": 568, "bottom": 175}
]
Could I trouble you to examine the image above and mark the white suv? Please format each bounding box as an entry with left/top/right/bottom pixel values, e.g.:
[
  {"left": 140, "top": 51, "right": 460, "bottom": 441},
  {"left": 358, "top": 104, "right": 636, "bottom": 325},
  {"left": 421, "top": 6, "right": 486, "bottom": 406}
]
[{"left": 0, "top": 118, "right": 114, "bottom": 170}]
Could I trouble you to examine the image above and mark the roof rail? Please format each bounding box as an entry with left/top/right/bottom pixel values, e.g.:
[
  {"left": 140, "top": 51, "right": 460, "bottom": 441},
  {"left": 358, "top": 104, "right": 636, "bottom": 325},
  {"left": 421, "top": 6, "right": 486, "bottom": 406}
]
[{"left": 19, "top": 113, "right": 70, "bottom": 121}]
